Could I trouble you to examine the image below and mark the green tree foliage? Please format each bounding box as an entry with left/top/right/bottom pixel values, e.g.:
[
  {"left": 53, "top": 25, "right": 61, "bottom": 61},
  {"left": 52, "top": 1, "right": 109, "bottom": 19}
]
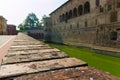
[
  {"left": 18, "top": 13, "right": 42, "bottom": 30},
  {"left": 18, "top": 24, "right": 24, "bottom": 30},
  {"left": 40, "top": 15, "right": 48, "bottom": 26}
]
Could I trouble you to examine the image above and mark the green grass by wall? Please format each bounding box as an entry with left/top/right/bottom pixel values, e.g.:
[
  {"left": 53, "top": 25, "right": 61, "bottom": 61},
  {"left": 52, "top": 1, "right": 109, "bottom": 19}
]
[{"left": 48, "top": 43, "right": 120, "bottom": 77}]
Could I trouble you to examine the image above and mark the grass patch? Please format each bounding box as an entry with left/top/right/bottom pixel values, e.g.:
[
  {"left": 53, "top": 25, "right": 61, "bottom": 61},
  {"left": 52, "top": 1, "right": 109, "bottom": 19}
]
[
  {"left": 47, "top": 43, "right": 120, "bottom": 77},
  {"left": 17, "top": 30, "right": 27, "bottom": 32}
]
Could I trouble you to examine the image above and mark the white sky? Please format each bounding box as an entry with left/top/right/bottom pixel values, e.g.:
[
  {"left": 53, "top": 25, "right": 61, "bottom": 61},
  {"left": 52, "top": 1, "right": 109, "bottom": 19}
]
[{"left": 0, "top": 0, "right": 68, "bottom": 26}]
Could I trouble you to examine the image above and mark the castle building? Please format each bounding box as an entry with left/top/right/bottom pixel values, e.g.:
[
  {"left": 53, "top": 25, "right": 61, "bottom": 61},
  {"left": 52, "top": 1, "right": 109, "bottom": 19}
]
[
  {"left": 43, "top": 17, "right": 52, "bottom": 42},
  {"left": 0, "top": 16, "right": 7, "bottom": 35},
  {"left": 44, "top": 0, "right": 120, "bottom": 48},
  {"left": 7, "top": 24, "right": 17, "bottom": 35}
]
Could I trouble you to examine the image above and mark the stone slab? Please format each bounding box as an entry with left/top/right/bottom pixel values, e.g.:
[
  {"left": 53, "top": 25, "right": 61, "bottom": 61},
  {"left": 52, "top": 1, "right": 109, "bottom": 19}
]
[
  {"left": 6, "top": 48, "right": 60, "bottom": 56},
  {"left": 2, "top": 51, "right": 68, "bottom": 64},
  {"left": 10, "top": 44, "right": 48, "bottom": 48},
  {"left": 14, "top": 67, "right": 86, "bottom": 80},
  {"left": 14, "top": 67, "right": 119, "bottom": 80},
  {"left": 10, "top": 45, "right": 49, "bottom": 49},
  {"left": 8, "top": 46, "right": 52, "bottom": 51},
  {"left": 12, "top": 42, "right": 45, "bottom": 46},
  {"left": 0, "top": 58, "right": 87, "bottom": 78},
  {"left": 14, "top": 40, "right": 34, "bottom": 42}
]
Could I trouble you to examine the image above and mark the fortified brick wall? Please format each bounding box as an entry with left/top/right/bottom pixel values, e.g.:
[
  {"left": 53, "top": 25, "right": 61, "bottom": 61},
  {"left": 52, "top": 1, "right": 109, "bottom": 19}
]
[{"left": 47, "top": 0, "right": 120, "bottom": 48}]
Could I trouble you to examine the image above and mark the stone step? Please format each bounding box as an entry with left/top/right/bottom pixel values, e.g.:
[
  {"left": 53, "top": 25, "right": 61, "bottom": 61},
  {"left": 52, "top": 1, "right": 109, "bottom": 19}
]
[
  {"left": 14, "top": 40, "right": 38, "bottom": 42},
  {"left": 2, "top": 51, "right": 68, "bottom": 64},
  {"left": 6, "top": 48, "right": 60, "bottom": 56},
  {"left": 14, "top": 40, "right": 31, "bottom": 42},
  {"left": 10, "top": 45, "right": 49, "bottom": 49},
  {"left": 0, "top": 58, "right": 87, "bottom": 78},
  {"left": 13, "top": 40, "right": 41, "bottom": 42},
  {"left": 12, "top": 42, "right": 45, "bottom": 46},
  {"left": 8, "top": 46, "right": 52, "bottom": 51},
  {"left": 14, "top": 67, "right": 87, "bottom": 80}
]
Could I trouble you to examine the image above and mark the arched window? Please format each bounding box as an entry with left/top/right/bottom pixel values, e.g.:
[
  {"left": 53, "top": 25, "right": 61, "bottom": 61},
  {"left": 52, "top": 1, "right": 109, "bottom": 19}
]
[
  {"left": 62, "top": 14, "right": 65, "bottom": 21},
  {"left": 65, "top": 12, "right": 68, "bottom": 22},
  {"left": 117, "top": 0, "right": 120, "bottom": 8},
  {"left": 78, "top": 5, "right": 83, "bottom": 16},
  {"left": 73, "top": 8, "right": 77, "bottom": 17},
  {"left": 96, "top": 0, "right": 100, "bottom": 7},
  {"left": 84, "top": 2, "right": 90, "bottom": 14},
  {"left": 69, "top": 10, "right": 72, "bottom": 19},
  {"left": 59, "top": 15, "right": 62, "bottom": 22}
]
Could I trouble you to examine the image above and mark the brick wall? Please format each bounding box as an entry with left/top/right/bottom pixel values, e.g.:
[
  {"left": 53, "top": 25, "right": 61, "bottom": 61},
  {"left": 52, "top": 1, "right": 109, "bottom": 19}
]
[{"left": 46, "top": 0, "right": 120, "bottom": 48}]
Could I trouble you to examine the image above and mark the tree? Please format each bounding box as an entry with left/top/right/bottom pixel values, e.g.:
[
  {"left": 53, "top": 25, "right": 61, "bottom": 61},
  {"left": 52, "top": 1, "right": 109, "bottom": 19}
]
[
  {"left": 18, "top": 13, "right": 41, "bottom": 30},
  {"left": 40, "top": 15, "right": 48, "bottom": 26},
  {"left": 25, "top": 13, "right": 40, "bottom": 28},
  {"left": 42, "top": 15, "right": 47, "bottom": 19},
  {"left": 18, "top": 24, "right": 24, "bottom": 30}
]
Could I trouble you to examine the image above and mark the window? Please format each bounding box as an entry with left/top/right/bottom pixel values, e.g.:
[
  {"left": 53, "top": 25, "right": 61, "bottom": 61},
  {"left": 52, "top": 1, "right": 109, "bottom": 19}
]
[
  {"left": 108, "top": 5, "right": 112, "bottom": 11},
  {"left": 45, "top": 22, "right": 48, "bottom": 27},
  {"left": 73, "top": 8, "right": 77, "bottom": 17},
  {"left": 96, "top": 0, "right": 100, "bottom": 7},
  {"left": 65, "top": 12, "right": 68, "bottom": 22},
  {"left": 85, "top": 21, "right": 88, "bottom": 27},
  {"left": 117, "top": 1, "right": 120, "bottom": 8},
  {"left": 70, "top": 25, "right": 72, "bottom": 29},
  {"left": 95, "top": 19, "right": 98, "bottom": 25},
  {"left": 69, "top": 10, "right": 72, "bottom": 19},
  {"left": 100, "top": 5, "right": 104, "bottom": 12},
  {"left": 78, "top": 5, "right": 83, "bottom": 16},
  {"left": 100, "top": 26, "right": 103, "bottom": 31},
  {"left": 62, "top": 14, "right": 65, "bottom": 22},
  {"left": 59, "top": 15, "right": 62, "bottom": 22},
  {"left": 110, "top": 31, "right": 118, "bottom": 40},
  {"left": 110, "top": 11, "right": 117, "bottom": 22},
  {"left": 77, "top": 23, "right": 79, "bottom": 28},
  {"left": 117, "top": 3, "right": 120, "bottom": 8},
  {"left": 84, "top": 2, "right": 90, "bottom": 14}
]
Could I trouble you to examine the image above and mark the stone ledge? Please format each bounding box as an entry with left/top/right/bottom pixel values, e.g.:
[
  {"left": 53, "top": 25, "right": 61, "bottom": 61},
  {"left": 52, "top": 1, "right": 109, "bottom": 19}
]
[
  {"left": 0, "top": 58, "right": 87, "bottom": 78},
  {"left": 2, "top": 51, "right": 68, "bottom": 65}
]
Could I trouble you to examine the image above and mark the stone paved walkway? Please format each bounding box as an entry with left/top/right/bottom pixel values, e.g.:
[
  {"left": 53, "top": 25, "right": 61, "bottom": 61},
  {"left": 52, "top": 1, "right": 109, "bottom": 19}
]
[
  {"left": 0, "top": 33, "right": 119, "bottom": 80},
  {"left": 0, "top": 33, "right": 87, "bottom": 79}
]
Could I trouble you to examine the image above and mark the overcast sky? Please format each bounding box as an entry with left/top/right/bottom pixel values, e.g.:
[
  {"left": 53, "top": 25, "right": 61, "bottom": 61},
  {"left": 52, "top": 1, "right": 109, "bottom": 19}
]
[{"left": 0, "top": 0, "right": 68, "bottom": 26}]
